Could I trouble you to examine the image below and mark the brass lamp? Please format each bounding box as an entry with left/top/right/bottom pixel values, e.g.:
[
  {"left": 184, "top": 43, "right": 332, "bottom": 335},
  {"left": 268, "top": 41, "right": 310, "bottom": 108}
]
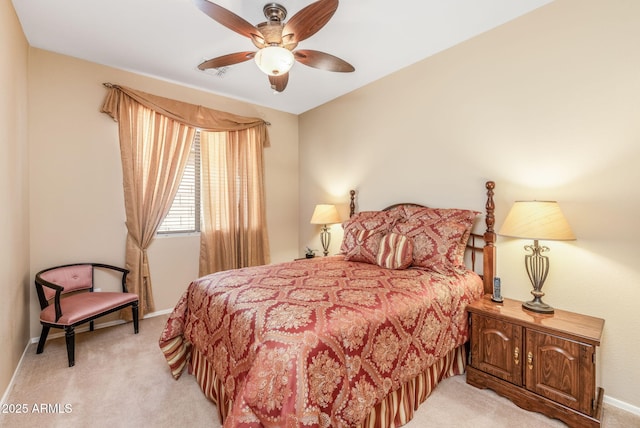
[
  {"left": 498, "top": 201, "right": 575, "bottom": 314},
  {"left": 310, "top": 204, "right": 341, "bottom": 256}
]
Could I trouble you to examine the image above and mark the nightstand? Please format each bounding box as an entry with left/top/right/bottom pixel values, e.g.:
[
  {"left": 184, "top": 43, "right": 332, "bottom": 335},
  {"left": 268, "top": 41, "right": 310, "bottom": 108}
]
[{"left": 466, "top": 295, "right": 605, "bottom": 428}]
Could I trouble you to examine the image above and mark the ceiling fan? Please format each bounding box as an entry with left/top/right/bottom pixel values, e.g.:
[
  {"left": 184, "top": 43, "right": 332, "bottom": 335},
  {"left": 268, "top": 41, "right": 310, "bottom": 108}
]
[{"left": 193, "top": 0, "right": 355, "bottom": 92}]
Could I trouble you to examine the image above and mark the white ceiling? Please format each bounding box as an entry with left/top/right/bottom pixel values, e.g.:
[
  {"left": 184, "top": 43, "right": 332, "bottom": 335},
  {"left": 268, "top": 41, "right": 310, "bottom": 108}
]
[{"left": 12, "top": 0, "right": 552, "bottom": 115}]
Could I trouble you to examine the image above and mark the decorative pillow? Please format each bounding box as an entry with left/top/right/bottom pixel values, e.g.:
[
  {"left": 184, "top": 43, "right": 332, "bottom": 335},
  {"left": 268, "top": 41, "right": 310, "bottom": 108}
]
[
  {"left": 345, "top": 229, "right": 386, "bottom": 264},
  {"left": 376, "top": 233, "right": 413, "bottom": 270},
  {"left": 456, "top": 227, "right": 473, "bottom": 266},
  {"left": 391, "top": 208, "right": 480, "bottom": 273},
  {"left": 432, "top": 208, "right": 480, "bottom": 265},
  {"left": 341, "top": 211, "right": 400, "bottom": 264},
  {"left": 386, "top": 204, "right": 430, "bottom": 222}
]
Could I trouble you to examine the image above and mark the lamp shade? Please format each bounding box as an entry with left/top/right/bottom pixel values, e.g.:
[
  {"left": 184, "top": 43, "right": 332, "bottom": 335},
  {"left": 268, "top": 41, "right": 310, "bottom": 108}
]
[
  {"left": 254, "top": 46, "right": 294, "bottom": 76},
  {"left": 498, "top": 201, "right": 575, "bottom": 241},
  {"left": 310, "top": 204, "right": 341, "bottom": 225}
]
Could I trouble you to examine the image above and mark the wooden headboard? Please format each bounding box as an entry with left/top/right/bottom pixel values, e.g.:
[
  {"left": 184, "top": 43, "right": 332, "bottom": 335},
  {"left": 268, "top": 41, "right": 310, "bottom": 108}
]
[{"left": 348, "top": 181, "right": 496, "bottom": 295}]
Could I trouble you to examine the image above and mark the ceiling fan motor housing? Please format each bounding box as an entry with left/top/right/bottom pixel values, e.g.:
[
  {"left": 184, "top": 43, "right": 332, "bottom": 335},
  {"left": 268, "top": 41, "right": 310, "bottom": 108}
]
[
  {"left": 263, "top": 3, "right": 287, "bottom": 22},
  {"left": 257, "top": 22, "right": 285, "bottom": 46}
]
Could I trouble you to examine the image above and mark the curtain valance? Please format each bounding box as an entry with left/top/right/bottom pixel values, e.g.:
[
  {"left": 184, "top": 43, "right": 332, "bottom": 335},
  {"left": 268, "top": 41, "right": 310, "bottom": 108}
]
[{"left": 100, "top": 84, "right": 270, "bottom": 147}]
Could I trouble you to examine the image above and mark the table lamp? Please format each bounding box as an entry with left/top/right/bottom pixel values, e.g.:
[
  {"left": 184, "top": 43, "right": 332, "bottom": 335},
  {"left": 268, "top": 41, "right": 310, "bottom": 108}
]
[
  {"left": 310, "top": 204, "right": 341, "bottom": 256},
  {"left": 498, "top": 200, "right": 575, "bottom": 313}
]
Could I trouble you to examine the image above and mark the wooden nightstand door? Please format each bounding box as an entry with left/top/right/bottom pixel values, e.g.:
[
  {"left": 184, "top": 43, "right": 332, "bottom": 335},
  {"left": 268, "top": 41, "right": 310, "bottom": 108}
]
[
  {"left": 525, "top": 330, "right": 596, "bottom": 416},
  {"left": 470, "top": 313, "right": 522, "bottom": 385}
]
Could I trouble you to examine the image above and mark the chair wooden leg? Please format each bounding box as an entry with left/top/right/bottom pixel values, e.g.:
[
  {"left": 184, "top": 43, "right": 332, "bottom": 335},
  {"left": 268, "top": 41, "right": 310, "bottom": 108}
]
[
  {"left": 132, "top": 302, "right": 139, "bottom": 334},
  {"left": 65, "top": 326, "right": 76, "bottom": 367},
  {"left": 36, "top": 326, "right": 50, "bottom": 354},
  {"left": 89, "top": 320, "right": 95, "bottom": 331}
]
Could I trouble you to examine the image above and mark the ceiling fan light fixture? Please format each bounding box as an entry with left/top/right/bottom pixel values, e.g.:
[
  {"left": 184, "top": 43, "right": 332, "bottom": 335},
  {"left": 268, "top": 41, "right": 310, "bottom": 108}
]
[{"left": 254, "top": 46, "right": 294, "bottom": 76}]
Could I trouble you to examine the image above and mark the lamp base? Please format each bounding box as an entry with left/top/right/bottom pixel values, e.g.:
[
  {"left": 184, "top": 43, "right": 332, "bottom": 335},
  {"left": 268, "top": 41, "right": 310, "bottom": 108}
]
[
  {"left": 522, "top": 240, "right": 554, "bottom": 314},
  {"left": 320, "top": 226, "right": 331, "bottom": 257},
  {"left": 522, "top": 298, "right": 554, "bottom": 314}
]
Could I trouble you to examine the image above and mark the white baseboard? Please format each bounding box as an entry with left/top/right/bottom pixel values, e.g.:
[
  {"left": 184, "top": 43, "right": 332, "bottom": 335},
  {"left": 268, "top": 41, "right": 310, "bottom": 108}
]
[
  {"left": 604, "top": 395, "right": 640, "bottom": 417},
  {"left": 1, "top": 310, "right": 173, "bottom": 406},
  {"left": 0, "top": 338, "right": 31, "bottom": 406},
  {"left": 144, "top": 308, "right": 174, "bottom": 318}
]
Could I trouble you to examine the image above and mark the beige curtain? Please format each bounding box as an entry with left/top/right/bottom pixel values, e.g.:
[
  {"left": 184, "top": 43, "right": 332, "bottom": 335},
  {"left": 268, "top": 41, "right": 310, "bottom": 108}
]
[
  {"left": 101, "top": 92, "right": 195, "bottom": 317},
  {"left": 101, "top": 84, "right": 270, "bottom": 317},
  {"left": 199, "top": 128, "right": 270, "bottom": 276}
]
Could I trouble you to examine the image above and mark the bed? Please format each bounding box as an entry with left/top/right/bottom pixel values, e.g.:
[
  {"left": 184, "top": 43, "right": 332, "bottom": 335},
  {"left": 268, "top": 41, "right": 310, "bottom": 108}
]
[{"left": 160, "top": 181, "right": 497, "bottom": 427}]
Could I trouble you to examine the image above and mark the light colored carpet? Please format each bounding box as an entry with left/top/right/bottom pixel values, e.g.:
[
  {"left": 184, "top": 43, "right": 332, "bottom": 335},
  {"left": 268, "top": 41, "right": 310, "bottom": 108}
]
[{"left": 1, "top": 315, "right": 637, "bottom": 428}]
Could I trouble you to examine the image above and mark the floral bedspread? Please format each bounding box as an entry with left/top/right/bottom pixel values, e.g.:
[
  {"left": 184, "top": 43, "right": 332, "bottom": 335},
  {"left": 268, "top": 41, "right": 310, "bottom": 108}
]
[{"left": 159, "top": 256, "right": 483, "bottom": 427}]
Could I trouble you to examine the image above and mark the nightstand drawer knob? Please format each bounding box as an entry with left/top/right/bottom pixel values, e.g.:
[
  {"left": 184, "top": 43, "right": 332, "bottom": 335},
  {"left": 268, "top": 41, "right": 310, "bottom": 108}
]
[
  {"left": 527, "top": 351, "right": 533, "bottom": 370},
  {"left": 514, "top": 346, "right": 520, "bottom": 365}
]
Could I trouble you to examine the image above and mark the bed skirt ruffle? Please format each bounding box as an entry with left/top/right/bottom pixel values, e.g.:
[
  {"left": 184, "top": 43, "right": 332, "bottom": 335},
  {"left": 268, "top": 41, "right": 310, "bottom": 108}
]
[
  {"left": 357, "top": 344, "right": 466, "bottom": 428},
  {"left": 189, "top": 344, "right": 466, "bottom": 428}
]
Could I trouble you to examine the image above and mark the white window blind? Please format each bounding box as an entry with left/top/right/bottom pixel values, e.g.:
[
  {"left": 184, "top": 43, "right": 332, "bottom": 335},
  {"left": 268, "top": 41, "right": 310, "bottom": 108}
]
[{"left": 157, "top": 131, "right": 201, "bottom": 234}]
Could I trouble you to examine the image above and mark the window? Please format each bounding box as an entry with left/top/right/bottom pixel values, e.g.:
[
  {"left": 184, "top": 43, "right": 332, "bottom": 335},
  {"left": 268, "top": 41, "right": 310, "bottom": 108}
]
[{"left": 157, "top": 131, "right": 201, "bottom": 234}]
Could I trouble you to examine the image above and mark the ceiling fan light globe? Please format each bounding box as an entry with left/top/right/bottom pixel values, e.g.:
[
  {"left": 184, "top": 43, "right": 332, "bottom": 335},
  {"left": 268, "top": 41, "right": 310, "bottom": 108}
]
[{"left": 254, "top": 46, "right": 294, "bottom": 76}]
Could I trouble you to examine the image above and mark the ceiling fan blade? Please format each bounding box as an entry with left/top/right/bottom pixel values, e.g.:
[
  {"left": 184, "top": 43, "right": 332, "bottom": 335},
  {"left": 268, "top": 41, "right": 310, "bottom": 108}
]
[
  {"left": 197, "top": 52, "right": 256, "bottom": 70},
  {"left": 192, "top": 0, "right": 265, "bottom": 46},
  {"left": 294, "top": 50, "right": 354, "bottom": 72},
  {"left": 282, "top": 0, "right": 338, "bottom": 45},
  {"left": 269, "top": 73, "right": 289, "bottom": 92}
]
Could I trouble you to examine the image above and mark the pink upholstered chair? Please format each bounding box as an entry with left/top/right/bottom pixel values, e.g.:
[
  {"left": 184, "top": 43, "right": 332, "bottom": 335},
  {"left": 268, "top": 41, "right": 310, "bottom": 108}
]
[{"left": 34, "top": 263, "right": 139, "bottom": 367}]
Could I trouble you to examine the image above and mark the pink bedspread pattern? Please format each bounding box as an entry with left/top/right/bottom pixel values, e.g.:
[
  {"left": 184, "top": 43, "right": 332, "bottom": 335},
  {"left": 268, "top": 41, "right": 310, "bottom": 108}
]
[{"left": 159, "top": 257, "right": 483, "bottom": 427}]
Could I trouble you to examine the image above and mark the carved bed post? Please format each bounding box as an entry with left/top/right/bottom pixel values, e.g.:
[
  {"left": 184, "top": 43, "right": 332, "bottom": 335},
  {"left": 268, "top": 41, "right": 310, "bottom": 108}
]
[
  {"left": 349, "top": 190, "right": 356, "bottom": 218},
  {"left": 483, "top": 181, "right": 496, "bottom": 295}
]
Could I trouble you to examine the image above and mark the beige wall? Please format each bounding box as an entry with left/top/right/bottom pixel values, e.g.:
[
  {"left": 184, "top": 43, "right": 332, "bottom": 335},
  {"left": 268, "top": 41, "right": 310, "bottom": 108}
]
[
  {"left": 299, "top": 0, "right": 640, "bottom": 410},
  {"left": 27, "top": 49, "right": 299, "bottom": 337},
  {"left": 0, "top": 1, "right": 30, "bottom": 399}
]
